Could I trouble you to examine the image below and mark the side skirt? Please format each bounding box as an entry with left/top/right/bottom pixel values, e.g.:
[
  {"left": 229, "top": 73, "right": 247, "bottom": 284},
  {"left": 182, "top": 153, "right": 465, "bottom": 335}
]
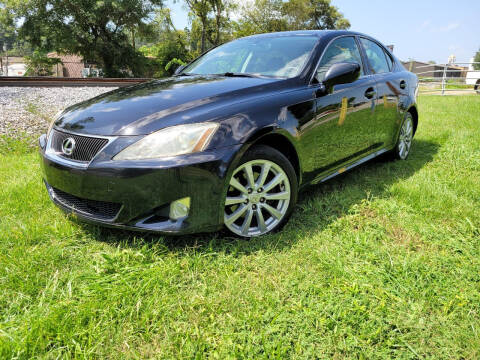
[{"left": 313, "top": 147, "right": 390, "bottom": 185}]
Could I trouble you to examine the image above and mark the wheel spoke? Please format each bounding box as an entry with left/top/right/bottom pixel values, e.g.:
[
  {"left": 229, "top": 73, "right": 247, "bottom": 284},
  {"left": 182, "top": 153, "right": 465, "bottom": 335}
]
[
  {"left": 226, "top": 196, "right": 245, "bottom": 206},
  {"left": 399, "top": 142, "right": 405, "bottom": 157},
  {"left": 406, "top": 120, "right": 412, "bottom": 135},
  {"left": 256, "top": 163, "right": 271, "bottom": 188},
  {"left": 256, "top": 208, "right": 267, "bottom": 233},
  {"left": 263, "top": 173, "right": 285, "bottom": 193},
  {"left": 244, "top": 164, "right": 255, "bottom": 188},
  {"left": 262, "top": 203, "right": 282, "bottom": 220},
  {"left": 241, "top": 208, "right": 254, "bottom": 235},
  {"left": 264, "top": 191, "right": 290, "bottom": 201},
  {"left": 225, "top": 204, "right": 248, "bottom": 225},
  {"left": 230, "top": 177, "right": 248, "bottom": 194}
]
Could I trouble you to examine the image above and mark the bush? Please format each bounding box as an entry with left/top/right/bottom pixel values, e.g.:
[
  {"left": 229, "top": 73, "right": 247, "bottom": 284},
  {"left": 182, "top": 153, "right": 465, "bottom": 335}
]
[
  {"left": 24, "top": 51, "right": 61, "bottom": 76},
  {"left": 139, "top": 31, "right": 190, "bottom": 78}
]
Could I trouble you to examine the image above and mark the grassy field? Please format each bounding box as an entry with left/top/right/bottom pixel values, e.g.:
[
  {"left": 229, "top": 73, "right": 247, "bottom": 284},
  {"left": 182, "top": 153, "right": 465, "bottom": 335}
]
[{"left": 1, "top": 95, "right": 479, "bottom": 359}]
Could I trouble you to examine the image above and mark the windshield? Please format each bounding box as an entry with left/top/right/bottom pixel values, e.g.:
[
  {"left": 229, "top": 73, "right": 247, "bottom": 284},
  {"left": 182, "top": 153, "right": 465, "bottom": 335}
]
[{"left": 182, "top": 35, "right": 319, "bottom": 78}]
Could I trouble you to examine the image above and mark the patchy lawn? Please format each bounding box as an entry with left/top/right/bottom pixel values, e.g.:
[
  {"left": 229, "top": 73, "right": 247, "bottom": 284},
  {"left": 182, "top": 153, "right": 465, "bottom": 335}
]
[{"left": 0, "top": 95, "right": 479, "bottom": 359}]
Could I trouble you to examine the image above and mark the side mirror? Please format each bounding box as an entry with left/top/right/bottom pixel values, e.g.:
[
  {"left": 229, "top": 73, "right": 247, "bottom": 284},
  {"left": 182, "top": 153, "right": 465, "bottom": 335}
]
[
  {"left": 174, "top": 64, "right": 186, "bottom": 75},
  {"left": 321, "top": 62, "right": 361, "bottom": 94}
]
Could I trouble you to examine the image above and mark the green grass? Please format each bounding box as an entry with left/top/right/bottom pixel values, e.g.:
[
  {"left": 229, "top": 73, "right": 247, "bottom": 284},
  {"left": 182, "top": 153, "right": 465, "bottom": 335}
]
[{"left": 1, "top": 95, "right": 479, "bottom": 359}]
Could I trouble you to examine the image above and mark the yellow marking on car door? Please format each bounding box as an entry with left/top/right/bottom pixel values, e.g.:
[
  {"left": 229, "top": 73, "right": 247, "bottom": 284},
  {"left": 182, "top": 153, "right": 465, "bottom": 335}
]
[{"left": 338, "top": 97, "right": 348, "bottom": 126}]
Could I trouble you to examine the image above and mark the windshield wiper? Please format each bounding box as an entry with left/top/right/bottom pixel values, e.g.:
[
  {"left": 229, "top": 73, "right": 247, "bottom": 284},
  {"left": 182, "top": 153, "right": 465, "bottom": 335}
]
[
  {"left": 221, "top": 72, "right": 260, "bottom": 78},
  {"left": 178, "top": 72, "right": 264, "bottom": 78}
]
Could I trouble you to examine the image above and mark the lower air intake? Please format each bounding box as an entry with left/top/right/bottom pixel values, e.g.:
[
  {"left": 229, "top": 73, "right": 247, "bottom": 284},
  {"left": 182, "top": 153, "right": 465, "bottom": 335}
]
[{"left": 48, "top": 185, "right": 121, "bottom": 221}]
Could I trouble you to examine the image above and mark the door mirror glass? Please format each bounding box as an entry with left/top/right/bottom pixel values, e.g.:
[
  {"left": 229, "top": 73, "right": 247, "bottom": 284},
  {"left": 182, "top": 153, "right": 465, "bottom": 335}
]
[{"left": 321, "top": 62, "right": 361, "bottom": 93}]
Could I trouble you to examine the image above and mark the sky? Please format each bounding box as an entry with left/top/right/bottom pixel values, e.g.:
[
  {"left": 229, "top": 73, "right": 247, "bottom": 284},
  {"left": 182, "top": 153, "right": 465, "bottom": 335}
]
[{"left": 167, "top": 0, "right": 480, "bottom": 64}]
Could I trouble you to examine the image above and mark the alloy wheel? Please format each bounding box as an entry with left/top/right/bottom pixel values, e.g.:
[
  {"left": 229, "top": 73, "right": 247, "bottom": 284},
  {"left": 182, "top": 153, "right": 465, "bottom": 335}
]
[
  {"left": 224, "top": 159, "right": 291, "bottom": 237},
  {"left": 398, "top": 116, "right": 413, "bottom": 159}
]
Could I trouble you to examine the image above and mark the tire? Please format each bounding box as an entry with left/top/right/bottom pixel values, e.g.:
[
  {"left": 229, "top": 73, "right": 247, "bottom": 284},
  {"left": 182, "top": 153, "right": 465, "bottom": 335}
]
[
  {"left": 223, "top": 145, "right": 298, "bottom": 238},
  {"left": 475, "top": 81, "right": 480, "bottom": 94},
  {"left": 391, "top": 112, "right": 414, "bottom": 160}
]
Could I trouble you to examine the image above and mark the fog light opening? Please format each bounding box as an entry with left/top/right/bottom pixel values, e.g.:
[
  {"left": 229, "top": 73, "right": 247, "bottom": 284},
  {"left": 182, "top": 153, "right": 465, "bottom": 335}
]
[{"left": 169, "top": 197, "right": 191, "bottom": 220}]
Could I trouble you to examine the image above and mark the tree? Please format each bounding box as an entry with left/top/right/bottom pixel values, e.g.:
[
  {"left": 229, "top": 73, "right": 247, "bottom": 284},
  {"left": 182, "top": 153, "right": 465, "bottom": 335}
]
[
  {"left": 205, "top": 0, "right": 235, "bottom": 47},
  {"left": 0, "top": 29, "right": 14, "bottom": 52},
  {"left": 184, "top": 0, "right": 234, "bottom": 53},
  {"left": 281, "top": 0, "right": 350, "bottom": 30},
  {"left": 474, "top": 48, "right": 480, "bottom": 70},
  {"left": 234, "top": 0, "right": 349, "bottom": 37},
  {"left": 184, "top": 0, "right": 211, "bottom": 53},
  {"left": 233, "top": 0, "right": 288, "bottom": 38},
  {"left": 1, "top": 0, "right": 163, "bottom": 77},
  {"left": 0, "top": 6, "right": 15, "bottom": 52},
  {"left": 139, "top": 8, "right": 191, "bottom": 77}
]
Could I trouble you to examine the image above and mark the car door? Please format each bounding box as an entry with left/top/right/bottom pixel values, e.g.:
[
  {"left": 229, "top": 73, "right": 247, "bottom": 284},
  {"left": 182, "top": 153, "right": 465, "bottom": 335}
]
[
  {"left": 300, "top": 36, "right": 379, "bottom": 182},
  {"left": 359, "top": 37, "right": 403, "bottom": 149}
]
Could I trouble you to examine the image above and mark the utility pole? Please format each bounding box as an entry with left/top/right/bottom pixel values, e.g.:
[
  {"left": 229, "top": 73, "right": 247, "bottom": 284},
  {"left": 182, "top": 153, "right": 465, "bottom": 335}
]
[{"left": 3, "top": 44, "right": 8, "bottom": 76}]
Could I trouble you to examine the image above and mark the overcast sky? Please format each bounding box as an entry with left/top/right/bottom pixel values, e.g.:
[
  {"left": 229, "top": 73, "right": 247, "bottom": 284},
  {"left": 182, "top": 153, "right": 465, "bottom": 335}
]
[{"left": 167, "top": 0, "right": 479, "bottom": 64}]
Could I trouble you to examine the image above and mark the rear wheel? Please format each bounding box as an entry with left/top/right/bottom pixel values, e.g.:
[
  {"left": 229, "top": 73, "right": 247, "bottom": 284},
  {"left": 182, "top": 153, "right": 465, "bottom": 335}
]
[
  {"left": 475, "top": 80, "right": 480, "bottom": 94},
  {"left": 224, "top": 145, "right": 298, "bottom": 237},
  {"left": 393, "top": 113, "right": 414, "bottom": 160}
]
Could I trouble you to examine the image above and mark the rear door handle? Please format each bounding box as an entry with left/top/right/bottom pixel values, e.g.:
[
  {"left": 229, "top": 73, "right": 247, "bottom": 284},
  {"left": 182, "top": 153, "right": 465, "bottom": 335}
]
[
  {"left": 400, "top": 80, "right": 407, "bottom": 89},
  {"left": 364, "top": 87, "right": 376, "bottom": 99}
]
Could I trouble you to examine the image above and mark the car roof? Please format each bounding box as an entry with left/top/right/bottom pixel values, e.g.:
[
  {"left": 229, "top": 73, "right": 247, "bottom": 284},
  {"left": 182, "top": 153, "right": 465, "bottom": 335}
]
[{"left": 243, "top": 30, "right": 368, "bottom": 39}]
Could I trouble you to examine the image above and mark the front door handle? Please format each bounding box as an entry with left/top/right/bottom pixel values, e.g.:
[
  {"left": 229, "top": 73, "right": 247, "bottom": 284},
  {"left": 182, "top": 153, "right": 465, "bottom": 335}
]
[
  {"left": 399, "top": 80, "right": 407, "bottom": 89},
  {"left": 364, "top": 87, "right": 376, "bottom": 99}
]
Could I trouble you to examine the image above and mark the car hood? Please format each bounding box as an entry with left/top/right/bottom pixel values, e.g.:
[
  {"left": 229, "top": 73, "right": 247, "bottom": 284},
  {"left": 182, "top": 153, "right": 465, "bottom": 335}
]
[{"left": 54, "top": 75, "right": 282, "bottom": 136}]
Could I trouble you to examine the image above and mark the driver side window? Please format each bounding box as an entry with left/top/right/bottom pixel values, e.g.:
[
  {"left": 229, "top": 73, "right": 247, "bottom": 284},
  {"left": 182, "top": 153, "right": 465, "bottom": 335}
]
[{"left": 316, "top": 37, "right": 363, "bottom": 82}]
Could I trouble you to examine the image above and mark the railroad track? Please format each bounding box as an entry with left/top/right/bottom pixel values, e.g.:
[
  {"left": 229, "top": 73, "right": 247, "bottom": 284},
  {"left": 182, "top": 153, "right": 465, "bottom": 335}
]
[{"left": 0, "top": 76, "right": 151, "bottom": 87}]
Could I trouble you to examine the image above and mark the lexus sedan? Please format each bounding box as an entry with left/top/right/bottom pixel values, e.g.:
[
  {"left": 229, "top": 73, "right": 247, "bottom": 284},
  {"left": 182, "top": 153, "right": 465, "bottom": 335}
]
[{"left": 39, "top": 30, "right": 418, "bottom": 237}]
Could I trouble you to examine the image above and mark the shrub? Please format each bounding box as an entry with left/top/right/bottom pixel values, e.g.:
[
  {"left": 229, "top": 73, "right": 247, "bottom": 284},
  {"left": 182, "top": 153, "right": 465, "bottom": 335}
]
[{"left": 24, "top": 51, "right": 61, "bottom": 76}]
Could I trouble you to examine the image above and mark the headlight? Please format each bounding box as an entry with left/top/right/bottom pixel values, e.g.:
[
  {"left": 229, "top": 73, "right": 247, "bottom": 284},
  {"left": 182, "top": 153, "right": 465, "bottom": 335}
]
[{"left": 113, "top": 122, "right": 219, "bottom": 160}]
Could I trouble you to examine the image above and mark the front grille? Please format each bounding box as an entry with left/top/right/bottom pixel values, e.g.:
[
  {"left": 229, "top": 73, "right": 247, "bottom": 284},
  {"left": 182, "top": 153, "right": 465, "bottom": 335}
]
[
  {"left": 50, "top": 129, "right": 109, "bottom": 162},
  {"left": 49, "top": 185, "right": 121, "bottom": 221}
]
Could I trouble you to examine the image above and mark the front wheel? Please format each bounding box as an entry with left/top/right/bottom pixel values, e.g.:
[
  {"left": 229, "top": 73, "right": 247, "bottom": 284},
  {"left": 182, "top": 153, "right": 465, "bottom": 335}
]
[{"left": 224, "top": 145, "right": 298, "bottom": 237}]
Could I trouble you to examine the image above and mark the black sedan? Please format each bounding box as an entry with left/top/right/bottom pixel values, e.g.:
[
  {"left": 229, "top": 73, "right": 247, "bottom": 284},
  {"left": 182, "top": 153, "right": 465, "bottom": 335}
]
[{"left": 39, "top": 30, "right": 418, "bottom": 237}]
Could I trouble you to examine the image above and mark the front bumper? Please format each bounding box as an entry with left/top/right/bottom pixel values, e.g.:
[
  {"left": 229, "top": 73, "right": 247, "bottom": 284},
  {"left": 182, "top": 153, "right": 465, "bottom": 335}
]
[{"left": 39, "top": 135, "right": 242, "bottom": 234}]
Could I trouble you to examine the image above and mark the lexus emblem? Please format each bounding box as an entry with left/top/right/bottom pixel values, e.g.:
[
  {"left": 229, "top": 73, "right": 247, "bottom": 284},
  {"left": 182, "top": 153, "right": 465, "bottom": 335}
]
[{"left": 61, "top": 137, "right": 76, "bottom": 156}]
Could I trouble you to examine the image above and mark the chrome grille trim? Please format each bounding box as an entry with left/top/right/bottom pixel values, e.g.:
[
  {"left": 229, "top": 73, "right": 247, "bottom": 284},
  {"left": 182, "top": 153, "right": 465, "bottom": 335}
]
[{"left": 45, "top": 128, "right": 116, "bottom": 168}]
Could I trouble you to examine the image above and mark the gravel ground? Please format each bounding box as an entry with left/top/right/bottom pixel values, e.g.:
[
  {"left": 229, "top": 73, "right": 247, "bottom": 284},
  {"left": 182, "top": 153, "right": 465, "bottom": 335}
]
[{"left": 0, "top": 86, "right": 117, "bottom": 140}]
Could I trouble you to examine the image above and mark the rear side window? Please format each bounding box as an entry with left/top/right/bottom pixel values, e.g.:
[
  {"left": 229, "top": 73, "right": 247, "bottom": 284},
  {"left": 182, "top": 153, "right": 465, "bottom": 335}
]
[
  {"left": 360, "top": 38, "right": 390, "bottom": 74},
  {"left": 316, "top": 36, "right": 364, "bottom": 82}
]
